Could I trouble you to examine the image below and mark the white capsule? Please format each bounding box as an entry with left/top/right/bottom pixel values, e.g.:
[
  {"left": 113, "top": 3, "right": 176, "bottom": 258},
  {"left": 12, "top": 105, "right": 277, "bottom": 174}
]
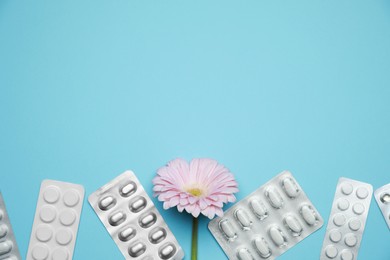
[
  {"left": 109, "top": 211, "right": 126, "bottom": 226},
  {"left": 234, "top": 209, "right": 252, "bottom": 229},
  {"left": 250, "top": 200, "right": 268, "bottom": 220},
  {"left": 130, "top": 196, "right": 147, "bottom": 213},
  {"left": 149, "top": 228, "right": 166, "bottom": 244},
  {"left": 99, "top": 196, "right": 116, "bottom": 211},
  {"left": 118, "top": 226, "right": 136, "bottom": 241},
  {"left": 120, "top": 182, "right": 137, "bottom": 197},
  {"left": 300, "top": 205, "right": 317, "bottom": 226},
  {"left": 128, "top": 242, "right": 146, "bottom": 257},
  {"left": 281, "top": 177, "right": 300, "bottom": 198},
  {"left": 253, "top": 237, "right": 271, "bottom": 258},
  {"left": 237, "top": 248, "right": 254, "bottom": 260},
  {"left": 159, "top": 243, "right": 176, "bottom": 259},
  {"left": 139, "top": 213, "right": 157, "bottom": 228},
  {"left": 0, "top": 241, "right": 12, "bottom": 256},
  {"left": 268, "top": 226, "right": 286, "bottom": 247},
  {"left": 284, "top": 215, "right": 303, "bottom": 236},
  {"left": 219, "top": 219, "right": 237, "bottom": 240},
  {"left": 265, "top": 187, "right": 283, "bottom": 209}
]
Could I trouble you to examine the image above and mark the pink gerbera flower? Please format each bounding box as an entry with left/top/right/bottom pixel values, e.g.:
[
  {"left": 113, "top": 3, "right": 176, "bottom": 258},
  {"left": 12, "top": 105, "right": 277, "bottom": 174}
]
[{"left": 153, "top": 158, "right": 239, "bottom": 219}]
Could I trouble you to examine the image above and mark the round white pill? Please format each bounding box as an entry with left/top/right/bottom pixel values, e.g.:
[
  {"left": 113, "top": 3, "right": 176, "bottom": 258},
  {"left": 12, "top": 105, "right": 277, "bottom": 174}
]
[
  {"left": 32, "top": 244, "right": 49, "bottom": 260},
  {"left": 43, "top": 186, "right": 60, "bottom": 204},
  {"left": 333, "top": 213, "right": 346, "bottom": 227},
  {"left": 35, "top": 225, "right": 53, "bottom": 242},
  {"left": 329, "top": 229, "right": 342, "bottom": 243},
  {"left": 55, "top": 229, "right": 73, "bottom": 245},
  {"left": 59, "top": 209, "right": 77, "bottom": 226},
  {"left": 352, "top": 203, "right": 365, "bottom": 215},
  {"left": 337, "top": 198, "right": 350, "bottom": 211},
  {"left": 356, "top": 187, "right": 369, "bottom": 199},
  {"left": 340, "top": 250, "right": 354, "bottom": 260},
  {"left": 325, "top": 245, "right": 338, "bottom": 258},
  {"left": 348, "top": 218, "right": 361, "bottom": 231},
  {"left": 344, "top": 233, "right": 358, "bottom": 247},
  {"left": 63, "top": 190, "right": 80, "bottom": 207},
  {"left": 341, "top": 183, "right": 353, "bottom": 195},
  {"left": 39, "top": 206, "right": 56, "bottom": 223},
  {"left": 52, "top": 248, "right": 69, "bottom": 260}
]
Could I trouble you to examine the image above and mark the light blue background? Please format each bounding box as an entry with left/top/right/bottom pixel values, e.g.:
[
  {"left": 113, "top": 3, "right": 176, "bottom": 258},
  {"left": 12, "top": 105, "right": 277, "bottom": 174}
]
[{"left": 1, "top": 1, "right": 389, "bottom": 259}]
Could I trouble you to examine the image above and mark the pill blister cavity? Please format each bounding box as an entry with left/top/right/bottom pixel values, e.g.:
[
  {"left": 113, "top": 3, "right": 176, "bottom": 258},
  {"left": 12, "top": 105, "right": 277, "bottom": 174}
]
[
  {"left": 236, "top": 248, "right": 254, "bottom": 260},
  {"left": 120, "top": 182, "right": 137, "bottom": 197},
  {"left": 63, "top": 190, "right": 80, "bottom": 207},
  {"left": 268, "top": 226, "right": 287, "bottom": 247},
  {"left": 31, "top": 244, "right": 49, "bottom": 260},
  {"left": 352, "top": 203, "right": 365, "bottom": 215},
  {"left": 234, "top": 209, "right": 252, "bottom": 230},
  {"left": 139, "top": 212, "right": 157, "bottom": 228},
  {"left": 159, "top": 243, "right": 177, "bottom": 260},
  {"left": 333, "top": 213, "right": 346, "bottom": 227},
  {"left": 128, "top": 241, "right": 146, "bottom": 258},
  {"left": 253, "top": 237, "right": 271, "bottom": 258},
  {"left": 325, "top": 245, "right": 338, "bottom": 259},
  {"left": 281, "top": 177, "right": 300, "bottom": 198},
  {"left": 129, "top": 196, "right": 147, "bottom": 213},
  {"left": 0, "top": 224, "right": 8, "bottom": 238},
  {"left": 250, "top": 199, "right": 268, "bottom": 220},
  {"left": 55, "top": 229, "right": 73, "bottom": 246},
  {"left": 380, "top": 192, "right": 390, "bottom": 204},
  {"left": 35, "top": 225, "right": 53, "bottom": 242},
  {"left": 341, "top": 183, "right": 353, "bottom": 195},
  {"left": 219, "top": 219, "right": 237, "bottom": 241},
  {"left": 118, "top": 226, "right": 136, "bottom": 242},
  {"left": 43, "top": 186, "right": 60, "bottom": 204},
  {"left": 300, "top": 204, "right": 318, "bottom": 226},
  {"left": 337, "top": 198, "right": 350, "bottom": 211},
  {"left": 344, "top": 233, "right": 358, "bottom": 247},
  {"left": 329, "top": 229, "right": 342, "bottom": 243},
  {"left": 265, "top": 187, "right": 283, "bottom": 209},
  {"left": 0, "top": 240, "right": 13, "bottom": 256},
  {"left": 98, "top": 196, "right": 116, "bottom": 211},
  {"left": 340, "top": 249, "right": 354, "bottom": 260},
  {"left": 52, "top": 248, "right": 69, "bottom": 260},
  {"left": 348, "top": 218, "right": 361, "bottom": 231},
  {"left": 355, "top": 187, "right": 369, "bottom": 199},
  {"left": 109, "top": 211, "right": 126, "bottom": 226},
  {"left": 283, "top": 215, "right": 303, "bottom": 236},
  {"left": 149, "top": 227, "right": 167, "bottom": 244},
  {"left": 39, "top": 205, "right": 57, "bottom": 223}
]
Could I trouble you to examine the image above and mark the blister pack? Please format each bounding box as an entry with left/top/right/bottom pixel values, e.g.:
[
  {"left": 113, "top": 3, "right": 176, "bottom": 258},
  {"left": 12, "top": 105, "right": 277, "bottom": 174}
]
[
  {"left": 208, "top": 171, "right": 324, "bottom": 260},
  {"left": 0, "top": 192, "right": 21, "bottom": 260},
  {"left": 374, "top": 183, "right": 390, "bottom": 229},
  {"left": 88, "top": 170, "right": 184, "bottom": 260},
  {"left": 320, "top": 178, "right": 372, "bottom": 260},
  {"left": 26, "top": 180, "right": 85, "bottom": 260}
]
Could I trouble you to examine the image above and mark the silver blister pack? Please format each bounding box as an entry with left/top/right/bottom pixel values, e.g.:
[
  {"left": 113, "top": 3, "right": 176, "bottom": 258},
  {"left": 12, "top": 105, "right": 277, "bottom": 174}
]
[
  {"left": 208, "top": 171, "right": 324, "bottom": 260},
  {"left": 88, "top": 171, "right": 184, "bottom": 260},
  {"left": 374, "top": 183, "right": 390, "bottom": 229},
  {"left": 26, "top": 180, "right": 85, "bottom": 260},
  {"left": 0, "top": 192, "right": 21, "bottom": 260},
  {"left": 320, "top": 178, "right": 373, "bottom": 260}
]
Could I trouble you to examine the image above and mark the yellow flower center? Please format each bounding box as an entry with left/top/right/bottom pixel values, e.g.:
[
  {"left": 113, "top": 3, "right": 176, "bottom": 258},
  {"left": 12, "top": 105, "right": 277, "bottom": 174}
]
[{"left": 187, "top": 188, "right": 203, "bottom": 197}]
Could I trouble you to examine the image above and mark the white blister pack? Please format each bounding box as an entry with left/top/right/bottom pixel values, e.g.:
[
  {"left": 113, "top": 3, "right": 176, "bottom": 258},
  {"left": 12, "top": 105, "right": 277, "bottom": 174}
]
[
  {"left": 0, "top": 192, "right": 22, "bottom": 260},
  {"left": 208, "top": 171, "right": 324, "bottom": 260},
  {"left": 26, "top": 180, "right": 85, "bottom": 260},
  {"left": 374, "top": 183, "right": 390, "bottom": 229},
  {"left": 320, "top": 178, "right": 372, "bottom": 260},
  {"left": 88, "top": 171, "right": 184, "bottom": 260}
]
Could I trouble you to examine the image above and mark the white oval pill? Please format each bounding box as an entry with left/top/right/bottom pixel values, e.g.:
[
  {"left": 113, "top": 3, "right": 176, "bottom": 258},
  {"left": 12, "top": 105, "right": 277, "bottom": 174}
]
[
  {"left": 325, "top": 245, "right": 338, "bottom": 258},
  {"left": 340, "top": 250, "right": 354, "bottom": 260},
  {"left": 98, "top": 196, "right": 116, "bottom": 211},
  {"left": 219, "top": 219, "right": 237, "bottom": 240},
  {"left": 250, "top": 200, "right": 268, "bottom": 220},
  {"left": 300, "top": 205, "right": 317, "bottom": 226},
  {"left": 269, "top": 227, "right": 286, "bottom": 247},
  {"left": 282, "top": 177, "right": 300, "bottom": 198},
  {"left": 284, "top": 215, "right": 302, "bottom": 236},
  {"left": 119, "top": 226, "right": 136, "bottom": 242},
  {"left": 0, "top": 241, "right": 12, "bottom": 255},
  {"left": 109, "top": 211, "right": 126, "bottom": 226},
  {"left": 329, "top": 229, "right": 342, "bottom": 243},
  {"left": 237, "top": 248, "right": 253, "bottom": 260},
  {"left": 356, "top": 187, "right": 369, "bottom": 199},
  {"left": 333, "top": 213, "right": 346, "bottom": 226},
  {"left": 235, "top": 209, "right": 252, "bottom": 229},
  {"left": 337, "top": 198, "right": 350, "bottom": 211},
  {"left": 253, "top": 237, "right": 271, "bottom": 258},
  {"left": 265, "top": 187, "right": 283, "bottom": 209},
  {"left": 128, "top": 242, "right": 146, "bottom": 257},
  {"left": 344, "top": 233, "right": 358, "bottom": 247},
  {"left": 159, "top": 243, "right": 176, "bottom": 259},
  {"left": 120, "top": 182, "right": 137, "bottom": 197}
]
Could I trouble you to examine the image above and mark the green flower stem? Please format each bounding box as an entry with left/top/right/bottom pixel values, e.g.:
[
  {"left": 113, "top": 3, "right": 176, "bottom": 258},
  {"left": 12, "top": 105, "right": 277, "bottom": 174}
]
[{"left": 191, "top": 217, "right": 198, "bottom": 260}]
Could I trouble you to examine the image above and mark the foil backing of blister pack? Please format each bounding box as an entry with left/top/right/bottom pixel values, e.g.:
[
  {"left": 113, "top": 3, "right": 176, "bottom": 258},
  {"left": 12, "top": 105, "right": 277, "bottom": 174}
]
[
  {"left": 88, "top": 170, "right": 184, "bottom": 260},
  {"left": 0, "top": 192, "right": 21, "bottom": 260},
  {"left": 320, "top": 178, "right": 372, "bottom": 260},
  {"left": 208, "top": 171, "right": 324, "bottom": 260},
  {"left": 26, "top": 180, "right": 85, "bottom": 260},
  {"left": 374, "top": 183, "right": 390, "bottom": 230}
]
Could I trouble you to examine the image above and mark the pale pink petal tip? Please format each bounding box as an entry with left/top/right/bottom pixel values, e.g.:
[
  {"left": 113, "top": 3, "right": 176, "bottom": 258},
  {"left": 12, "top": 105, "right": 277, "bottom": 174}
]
[{"left": 153, "top": 158, "right": 239, "bottom": 219}]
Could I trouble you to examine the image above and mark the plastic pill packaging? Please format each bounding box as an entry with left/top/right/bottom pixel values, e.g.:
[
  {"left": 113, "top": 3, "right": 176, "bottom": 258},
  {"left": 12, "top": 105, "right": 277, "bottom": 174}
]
[
  {"left": 88, "top": 170, "right": 184, "bottom": 260},
  {"left": 320, "top": 178, "right": 372, "bottom": 260},
  {"left": 0, "top": 192, "right": 21, "bottom": 260},
  {"left": 208, "top": 171, "right": 324, "bottom": 260},
  {"left": 374, "top": 183, "right": 390, "bottom": 229},
  {"left": 26, "top": 180, "right": 85, "bottom": 260}
]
